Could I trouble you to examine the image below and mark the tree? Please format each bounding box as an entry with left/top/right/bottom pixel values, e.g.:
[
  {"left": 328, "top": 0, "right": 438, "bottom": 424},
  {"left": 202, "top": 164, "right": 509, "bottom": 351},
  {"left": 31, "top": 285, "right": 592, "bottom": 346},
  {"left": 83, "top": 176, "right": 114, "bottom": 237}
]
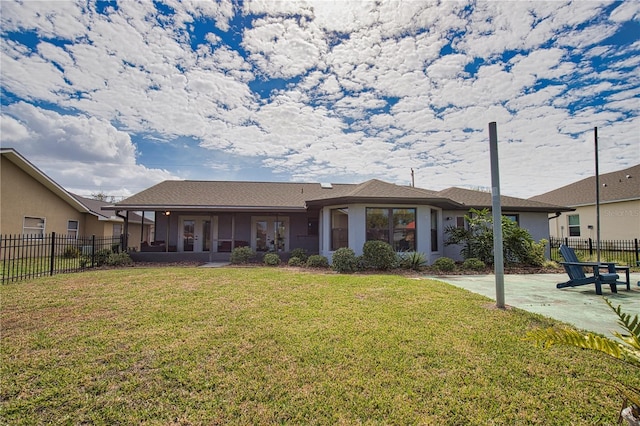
[{"left": 91, "top": 192, "right": 116, "bottom": 203}]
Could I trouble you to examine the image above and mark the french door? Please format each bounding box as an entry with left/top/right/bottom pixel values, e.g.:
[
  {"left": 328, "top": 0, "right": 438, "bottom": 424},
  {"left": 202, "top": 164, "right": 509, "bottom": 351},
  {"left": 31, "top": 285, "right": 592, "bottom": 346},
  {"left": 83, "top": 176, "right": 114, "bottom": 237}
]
[
  {"left": 178, "top": 216, "right": 215, "bottom": 252},
  {"left": 252, "top": 216, "right": 289, "bottom": 252}
]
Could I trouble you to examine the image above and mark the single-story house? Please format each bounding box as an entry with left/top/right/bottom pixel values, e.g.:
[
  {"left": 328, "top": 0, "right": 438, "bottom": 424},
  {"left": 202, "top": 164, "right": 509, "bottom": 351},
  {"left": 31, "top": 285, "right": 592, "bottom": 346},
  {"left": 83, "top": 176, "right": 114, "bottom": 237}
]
[
  {"left": 111, "top": 178, "right": 570, "bottom": 264},
  {"left": 530, "top": 164, "right": 640, "bottom": 240},
  {"left": 0, "top": 148, "right": 152, "bottom": 251}
]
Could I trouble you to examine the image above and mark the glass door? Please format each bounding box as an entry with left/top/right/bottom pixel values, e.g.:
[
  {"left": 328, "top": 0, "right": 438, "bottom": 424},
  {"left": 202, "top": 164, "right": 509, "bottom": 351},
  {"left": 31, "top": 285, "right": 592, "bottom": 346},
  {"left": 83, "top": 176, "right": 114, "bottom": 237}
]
[
  {"left": 179, "top": 216, "right": 215, "bottom": 252},
  {"left": 252, "top": 217, "right": 289, "bottom": 252},
  {"left": 183, "top": 219, "right": 195, "bottom": 252}
]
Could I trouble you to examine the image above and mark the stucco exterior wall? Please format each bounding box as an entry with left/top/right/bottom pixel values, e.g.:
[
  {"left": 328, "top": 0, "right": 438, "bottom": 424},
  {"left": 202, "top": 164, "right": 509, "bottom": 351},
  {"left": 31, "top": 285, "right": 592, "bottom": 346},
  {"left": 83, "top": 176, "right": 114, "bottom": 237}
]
[
  {"left": 549, "top": 201, "right": 640, "bottom": 240},
  {"left": 1, "top": 157, "right": 85, "bottom": 236}
]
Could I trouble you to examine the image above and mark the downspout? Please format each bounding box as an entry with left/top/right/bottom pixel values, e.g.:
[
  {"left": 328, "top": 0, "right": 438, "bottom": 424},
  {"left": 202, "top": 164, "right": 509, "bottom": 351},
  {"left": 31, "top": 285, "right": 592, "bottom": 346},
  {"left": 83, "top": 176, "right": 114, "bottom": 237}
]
[{"left": 116, "top": 210, "right": 129, "bottom": 252}]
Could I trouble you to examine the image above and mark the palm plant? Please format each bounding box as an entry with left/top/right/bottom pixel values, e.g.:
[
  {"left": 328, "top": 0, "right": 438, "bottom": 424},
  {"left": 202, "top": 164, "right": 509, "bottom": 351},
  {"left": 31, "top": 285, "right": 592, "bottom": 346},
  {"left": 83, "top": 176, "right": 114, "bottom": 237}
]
[{"left": 527, "top": 299, "right": 639, "bottom": 424}]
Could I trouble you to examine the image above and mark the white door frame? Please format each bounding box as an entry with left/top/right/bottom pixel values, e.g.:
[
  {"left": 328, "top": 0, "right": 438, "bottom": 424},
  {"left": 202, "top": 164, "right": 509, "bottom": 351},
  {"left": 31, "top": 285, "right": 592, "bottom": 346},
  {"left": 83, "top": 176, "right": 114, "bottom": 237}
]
[
  {"left": 178, "top": 215, "right": 217, "bottom": 252},
  {"left": 251, "top": 216, "right": 290, "bottom": 252}
]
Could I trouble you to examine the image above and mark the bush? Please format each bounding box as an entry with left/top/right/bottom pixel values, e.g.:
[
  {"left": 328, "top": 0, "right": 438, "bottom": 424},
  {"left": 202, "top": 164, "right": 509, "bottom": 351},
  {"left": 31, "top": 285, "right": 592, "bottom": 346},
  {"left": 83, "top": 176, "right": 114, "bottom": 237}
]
[
  {"left": 263, "top": 253, "right": 281, "bottom": 266},
  {"left": 462, "top": 257, "right": 486, "bottom": 271},
  {"left": 230, "top": 246, "right": 254, "bottom": 264},
  {"left": 331, "top": 247, "right": 359, "bottom": 273},
  {"left": 397, "top": 251, "right": 427, "bottom": 271},
  {"left": 290, "top": 248, "right": 308, "bottom": 262},
  {"left": 432, "top": 257, "right": 456, "bottom": 272},
  {"left": 306, "top": 255, "right": 329, "bottom": 268},
  {"left": 288, "top": 257, "right": 303, "bottom": 267},
  {"left": 362, "top": 240, "right": 396, "bottom": 270},
  {"left": 95, "top": 248, "right": 112, "bottom": 267},
  {"left": 106, "top": 252, "right": 133, "bottom": 266},
  {"left": 62, "top": 246, "right": 81, "bottom": 259}
]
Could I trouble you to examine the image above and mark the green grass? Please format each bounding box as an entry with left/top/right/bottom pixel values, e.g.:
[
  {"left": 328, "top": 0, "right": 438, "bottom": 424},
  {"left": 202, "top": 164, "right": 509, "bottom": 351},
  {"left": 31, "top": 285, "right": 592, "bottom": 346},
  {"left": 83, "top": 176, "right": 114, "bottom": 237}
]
[{"left": 2, "top": 267, "right": 637, "bottom": 424}]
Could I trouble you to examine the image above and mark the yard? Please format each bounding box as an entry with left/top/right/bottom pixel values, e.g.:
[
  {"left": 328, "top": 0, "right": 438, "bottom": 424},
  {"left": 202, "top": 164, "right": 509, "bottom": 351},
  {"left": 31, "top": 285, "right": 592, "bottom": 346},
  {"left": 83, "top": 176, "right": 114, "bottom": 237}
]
[{"left": 1, "top": 266, "right": 636, "bottom": 424}]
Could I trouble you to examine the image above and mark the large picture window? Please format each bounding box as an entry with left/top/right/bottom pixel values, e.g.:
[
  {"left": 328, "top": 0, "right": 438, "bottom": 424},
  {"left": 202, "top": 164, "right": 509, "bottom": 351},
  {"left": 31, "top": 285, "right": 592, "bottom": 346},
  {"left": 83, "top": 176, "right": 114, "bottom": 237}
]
[
  {"left": 331, "top": 208, "right": 349, "bottom": 250},
  {"left": 366, "top": 208, "right": 416, "bottom": 251}
]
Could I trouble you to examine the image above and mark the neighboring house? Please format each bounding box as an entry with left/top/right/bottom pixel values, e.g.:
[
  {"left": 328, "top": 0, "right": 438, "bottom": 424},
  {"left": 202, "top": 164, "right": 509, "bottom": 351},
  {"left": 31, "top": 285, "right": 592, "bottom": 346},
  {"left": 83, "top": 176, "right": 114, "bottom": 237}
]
[
  {"left": 112, "top": 179, "right": 570, "bottom": 263},
  {"left": 1, "top": 148, "right": 91, "bottom": 237},
  {"left": 71, "top": 194, "right": 154, "bottom": 252},
  {"left": 530, "top": 164, "right": 640, "bottom": 240},
  {"left": 0, "top": 148, "right": 152, "bottom": 251}
]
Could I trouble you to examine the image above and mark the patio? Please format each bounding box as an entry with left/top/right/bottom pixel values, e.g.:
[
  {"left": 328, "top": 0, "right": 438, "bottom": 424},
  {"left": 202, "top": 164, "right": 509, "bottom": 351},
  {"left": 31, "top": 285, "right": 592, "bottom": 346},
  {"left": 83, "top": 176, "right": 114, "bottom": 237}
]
[{"left": 427, "top": 273, "right": 640, "bottom": 336}]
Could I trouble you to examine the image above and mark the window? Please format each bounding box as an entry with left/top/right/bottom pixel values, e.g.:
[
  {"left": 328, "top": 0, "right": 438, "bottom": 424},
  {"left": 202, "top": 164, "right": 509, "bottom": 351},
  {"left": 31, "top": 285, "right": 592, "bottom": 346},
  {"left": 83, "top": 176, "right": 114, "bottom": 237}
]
[
  {"left": 23, "top": 217, "right": 45, "bottom": 238},
  {"left": 67, "top": 220, "right": 79, "bottom": 239},
  {"left": 366, "top": 208, "right": 416, "bottom": 251},
  {"left": 331, "top": 208, "right": 349, "bottom": 250},
  {"left": 456, "top": 216, "right": 466, "bottom": 228},
  {"left": 504, "top": 214, "right": 520, "bottom": 225},
  {"left": 431, "top": 210, "right": 438, "bottom": 252},
  {"left": 568, "top": 215, "right": 580, "bottom": 237},
  {"left": 113, "top": 224, "right": 122, "bottom": 237}
]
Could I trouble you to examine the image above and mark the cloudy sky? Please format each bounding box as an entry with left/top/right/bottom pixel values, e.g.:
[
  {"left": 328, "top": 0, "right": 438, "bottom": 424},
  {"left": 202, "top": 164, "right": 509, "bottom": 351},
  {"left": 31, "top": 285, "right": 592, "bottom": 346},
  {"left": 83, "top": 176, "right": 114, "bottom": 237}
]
[{"left": 1, "top": 1, "right": 639, "bottom": 200}]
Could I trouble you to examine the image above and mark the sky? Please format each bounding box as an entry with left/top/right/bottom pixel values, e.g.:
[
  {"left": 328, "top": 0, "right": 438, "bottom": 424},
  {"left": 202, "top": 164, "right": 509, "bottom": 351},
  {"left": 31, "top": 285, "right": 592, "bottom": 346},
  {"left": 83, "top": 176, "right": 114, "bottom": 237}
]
[{"left": 1, "top": 0, "right": 639, "bottom": 201}]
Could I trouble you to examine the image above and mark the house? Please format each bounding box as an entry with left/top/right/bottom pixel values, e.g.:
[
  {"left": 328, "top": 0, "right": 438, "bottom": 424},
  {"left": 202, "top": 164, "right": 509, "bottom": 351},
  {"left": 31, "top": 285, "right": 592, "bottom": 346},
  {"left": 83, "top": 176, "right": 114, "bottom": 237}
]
[
  {"left": 530, "top": 164, "right": 640, "bottom": 240},
  {"left": 112, "top": 178, "right": 570, "bottom": 263},
  {"left": 0, "top": 148, "right": 152, "bottom": 250}
]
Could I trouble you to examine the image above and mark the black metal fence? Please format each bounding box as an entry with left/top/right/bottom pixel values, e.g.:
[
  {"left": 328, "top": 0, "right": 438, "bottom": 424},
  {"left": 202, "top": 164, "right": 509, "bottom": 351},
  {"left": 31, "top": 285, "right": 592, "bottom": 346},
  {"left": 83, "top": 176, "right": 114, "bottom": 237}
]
[
  {"left": 549, "top": 237, "right": 640, "bottom": 266},
  {"left": 1, "top": 233, "right": 123, "bottom": 283}
]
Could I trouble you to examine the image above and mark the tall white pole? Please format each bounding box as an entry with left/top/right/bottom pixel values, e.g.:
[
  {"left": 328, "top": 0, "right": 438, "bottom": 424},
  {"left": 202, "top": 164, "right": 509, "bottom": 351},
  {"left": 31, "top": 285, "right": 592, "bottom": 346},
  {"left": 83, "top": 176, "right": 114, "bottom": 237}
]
[
  {"left": 489, "top": 122, "right": 505, "bottom": 309},
  {"left": 594, "top": 127, "right": 601, "bottom": 263}
]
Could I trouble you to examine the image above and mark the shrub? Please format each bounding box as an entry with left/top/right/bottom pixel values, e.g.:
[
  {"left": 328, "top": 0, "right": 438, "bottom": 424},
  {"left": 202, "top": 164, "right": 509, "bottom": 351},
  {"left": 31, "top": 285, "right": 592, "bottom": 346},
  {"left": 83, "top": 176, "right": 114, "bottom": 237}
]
[
  {"left": 94, "top": 248, "right": 112, "bottom": 267},
  {"left": 106, "top": 252, "right": 133, "bottom": 266},
  {"left": 306, "top": 255, "right": 329, "bottom": 268},
  {"left": 397, "top": 251, "right": 427, "bottom": 271},
  {"left": 462, "top": 257, "right": 486, "bottom": 271},
  {"left": 263, "top": 253, "right": 281, "bottom": 266},
  {"left": 331, "top": 247, "right": 359, "bottom": 273},
  {"left": 62, "top": 246, "right": 81, "bottom": 259},
  {"left": 288, "top": 257, "right": 303, "bottom": 267},
  {"left": 290, "top": 248, "right": 308, "bottom": 262},
  {"left": 432, "top": 257, "right": 456, "bottom": 272},
  {"left": 362, "top": 240, "right": 396, "bottom": 270},
  {"left": 230, "top": 246, "right": 254, "bottom": 264}
]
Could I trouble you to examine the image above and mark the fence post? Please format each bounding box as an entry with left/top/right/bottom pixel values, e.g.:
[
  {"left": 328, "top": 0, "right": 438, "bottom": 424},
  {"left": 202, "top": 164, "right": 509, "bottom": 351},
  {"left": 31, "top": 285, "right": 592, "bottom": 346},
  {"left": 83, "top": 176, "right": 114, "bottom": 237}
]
[
  {"left": 635, "top": 239, "right": 639, "bottom": 265},
  {"left": 91, "top": 235, "right": 96, "bottom": 267},
  {"left": 49, "top": 232, "right": 56, "bottom": 276},
  {"left": 588, "top": 238, "right": 593, "bottom": 256}
]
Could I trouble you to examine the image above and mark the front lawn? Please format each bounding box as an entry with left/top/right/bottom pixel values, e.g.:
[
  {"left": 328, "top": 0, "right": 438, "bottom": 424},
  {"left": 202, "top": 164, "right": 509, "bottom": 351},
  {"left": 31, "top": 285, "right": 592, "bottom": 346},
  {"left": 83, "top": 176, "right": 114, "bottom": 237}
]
[{"left": 1, "top": 267, "right": 635, "bottom": 424}]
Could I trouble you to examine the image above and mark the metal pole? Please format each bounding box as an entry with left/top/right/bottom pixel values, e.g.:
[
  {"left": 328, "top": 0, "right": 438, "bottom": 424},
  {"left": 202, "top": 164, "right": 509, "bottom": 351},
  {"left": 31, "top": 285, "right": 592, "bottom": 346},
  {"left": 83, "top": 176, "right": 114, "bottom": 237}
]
[
  {"left": 489, "top": 122, "right": 505, "bottom": 309},
  {"left": 594, "top": 127, "right": 601, "bottom": 263}
]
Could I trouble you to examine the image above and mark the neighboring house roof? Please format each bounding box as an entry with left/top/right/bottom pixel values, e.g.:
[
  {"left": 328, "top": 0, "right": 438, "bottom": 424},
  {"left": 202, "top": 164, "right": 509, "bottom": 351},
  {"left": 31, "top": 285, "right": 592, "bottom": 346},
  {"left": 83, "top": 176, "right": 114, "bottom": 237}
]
[
  {"left": 71, "top": 194, "right": 152, "bottom": 224},
  {"left": 437, "top": 187, "right": 573, "bottom": 213},
  {"left": 1, "top": 148, "right": 90, "bottom": 214},
  {"left": 113, "top": 179, "right": 567, "bottom": 213},
  {"left": 530, "top": 164, "right": 640, "bottom": 207}
]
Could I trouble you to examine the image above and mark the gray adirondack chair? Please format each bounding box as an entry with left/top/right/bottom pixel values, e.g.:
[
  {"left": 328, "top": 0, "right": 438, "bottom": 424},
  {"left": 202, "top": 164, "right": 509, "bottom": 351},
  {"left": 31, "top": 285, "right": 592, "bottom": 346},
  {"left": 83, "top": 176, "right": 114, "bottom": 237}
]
[{"left": 556, "top": 244, "right": 621, "bottom": 295}]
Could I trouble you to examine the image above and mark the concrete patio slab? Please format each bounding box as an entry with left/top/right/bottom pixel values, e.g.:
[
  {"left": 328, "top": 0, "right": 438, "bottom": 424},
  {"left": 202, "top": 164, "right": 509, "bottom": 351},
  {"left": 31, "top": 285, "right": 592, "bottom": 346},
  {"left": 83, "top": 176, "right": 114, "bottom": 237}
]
[{"left": 425, "top": 273, "right": 640, "bottom": 336}]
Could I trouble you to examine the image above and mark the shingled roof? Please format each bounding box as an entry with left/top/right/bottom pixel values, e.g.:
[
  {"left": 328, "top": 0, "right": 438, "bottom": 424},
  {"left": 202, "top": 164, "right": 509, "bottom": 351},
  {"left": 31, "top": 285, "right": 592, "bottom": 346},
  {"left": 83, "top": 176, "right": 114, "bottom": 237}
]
[
  {"left": 114, "top": 179, "right": 460, "bottom": 211},
  {"left": 530, "top": 164, "right": 640, "bottom": 207},
  {"left": 437, "top": 187, "right": 571, "bottom": 212},
  {"left": 114, "top": 178, "right": 567, "bottom": 213}
]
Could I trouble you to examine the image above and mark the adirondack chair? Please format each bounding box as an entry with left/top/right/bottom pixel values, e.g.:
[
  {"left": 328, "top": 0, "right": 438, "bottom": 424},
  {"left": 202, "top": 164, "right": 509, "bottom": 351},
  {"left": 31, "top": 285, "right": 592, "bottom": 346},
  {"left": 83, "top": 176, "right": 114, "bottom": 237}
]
[{"left": 556, "top": 245, "right": 628, "bottom": 295}]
